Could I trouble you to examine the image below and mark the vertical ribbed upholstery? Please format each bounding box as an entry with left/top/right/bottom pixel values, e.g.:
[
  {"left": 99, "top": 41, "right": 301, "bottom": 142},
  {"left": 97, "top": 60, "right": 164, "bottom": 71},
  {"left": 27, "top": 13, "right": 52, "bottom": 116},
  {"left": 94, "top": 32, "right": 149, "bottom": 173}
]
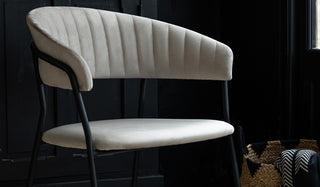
[{"left": 27, "top": 7, "right": 233, "bottom": 91}]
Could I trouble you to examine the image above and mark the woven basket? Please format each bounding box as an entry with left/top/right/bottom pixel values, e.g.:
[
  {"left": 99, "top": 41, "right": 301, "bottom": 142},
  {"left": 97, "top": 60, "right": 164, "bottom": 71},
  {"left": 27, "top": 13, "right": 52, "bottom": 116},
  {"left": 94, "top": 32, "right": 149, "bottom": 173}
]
[{"left": 240, "top": 139, "right": 320, "bottom": 187}]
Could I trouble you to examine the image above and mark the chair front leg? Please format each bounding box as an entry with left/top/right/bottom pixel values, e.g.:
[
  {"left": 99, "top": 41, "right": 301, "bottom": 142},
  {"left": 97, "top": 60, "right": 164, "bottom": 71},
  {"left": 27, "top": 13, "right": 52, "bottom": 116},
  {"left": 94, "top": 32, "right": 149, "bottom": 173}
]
[
  {"left": 73, "top": 91, "right": 98, "bottom": 187},
  {"left": 86, "top": 141, "right": 98, "bottom": 187},
  {"left": 27, "top": 119, "right": 45, "bottom": 187},
  {"left": 131, "top": 151, "right": 141, "bottom": 187}
]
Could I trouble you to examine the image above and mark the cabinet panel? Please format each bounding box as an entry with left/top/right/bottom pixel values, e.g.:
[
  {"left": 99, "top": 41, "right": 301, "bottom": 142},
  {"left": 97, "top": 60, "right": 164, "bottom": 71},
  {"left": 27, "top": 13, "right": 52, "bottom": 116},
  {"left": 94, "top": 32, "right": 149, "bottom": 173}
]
[
  {"left": 66, "top": 0, "right": 121, "bottom": 10},
  {"left": 295, "top": 80, "right": 320, "bottom": 139},
  {"left": 1, "top": 0, "right": 161, "bottom": 184},
  {"left": 5, "top": 0, "right": 51, "bottom": 153},
  {"left": 141, "top": 0, "right": 157, "bottom": 19},
  {"left": 0, "top": 0, "right": 6, "bottom": 155}
]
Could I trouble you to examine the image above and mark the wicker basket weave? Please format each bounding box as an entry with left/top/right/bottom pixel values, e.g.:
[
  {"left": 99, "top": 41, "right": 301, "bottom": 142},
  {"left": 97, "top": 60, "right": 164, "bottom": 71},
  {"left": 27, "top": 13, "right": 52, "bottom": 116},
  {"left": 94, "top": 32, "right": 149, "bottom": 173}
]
[{"left": 240, "top": 139, "right": 320, "bottom": 187}]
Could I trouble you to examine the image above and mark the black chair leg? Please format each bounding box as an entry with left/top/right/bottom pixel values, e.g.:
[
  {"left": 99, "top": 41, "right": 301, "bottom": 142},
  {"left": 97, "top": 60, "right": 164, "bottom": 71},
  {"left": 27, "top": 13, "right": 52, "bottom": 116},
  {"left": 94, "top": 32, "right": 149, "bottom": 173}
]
[
  {"left": 228, "top": 135, "right": 241, "bottom": 187},
  {"left": 87, "top": 147, "right": 98, "bottom": 187},
  {"left": 27, "top": 130, "right": 43, "bottom": 187},
  {"left": 27, "top": 84, "right": 47, "bottom": 187},
  {"left": 73, "top": 92, "right": 98, "bottom": 187},
  {"left": 131, "top": 151, "right": 140, "bottom": 187}
]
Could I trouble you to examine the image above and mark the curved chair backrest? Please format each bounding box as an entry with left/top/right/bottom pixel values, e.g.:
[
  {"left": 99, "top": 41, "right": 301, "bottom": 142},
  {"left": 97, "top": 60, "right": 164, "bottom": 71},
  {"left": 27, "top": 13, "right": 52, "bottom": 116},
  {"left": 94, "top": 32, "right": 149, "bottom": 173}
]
[{"left": 27, "top": 7, "right": 233, "bottom": 91}]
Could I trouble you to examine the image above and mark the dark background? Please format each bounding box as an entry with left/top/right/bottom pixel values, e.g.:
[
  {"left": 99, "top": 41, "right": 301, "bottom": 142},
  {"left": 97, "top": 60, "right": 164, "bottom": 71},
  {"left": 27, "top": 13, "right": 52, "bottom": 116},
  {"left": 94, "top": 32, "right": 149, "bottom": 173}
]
[{"left": 0, "top": 0, "right": 318, "bottom": 186}]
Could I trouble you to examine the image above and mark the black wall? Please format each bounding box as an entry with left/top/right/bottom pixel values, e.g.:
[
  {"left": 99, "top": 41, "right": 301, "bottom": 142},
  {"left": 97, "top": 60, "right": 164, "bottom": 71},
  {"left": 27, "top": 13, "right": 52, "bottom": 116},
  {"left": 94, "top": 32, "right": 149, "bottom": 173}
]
[
  {"left": 221, "top": 0, "right": 288, "bottom": 142},
  {"left": 157, "top": 1, "right": 228, "bottom": 186},
  {"left": 157, "top": 0, "right": 287, "bottom": 141},
  {"left": 157, "top": 0, "right": 320, "bottom": 186},
  {"left": 290, "top": 0, "right": 320, "bottom": 140},
  {"left": 157, "top": 0, "right": 288, "bottom": 186}
]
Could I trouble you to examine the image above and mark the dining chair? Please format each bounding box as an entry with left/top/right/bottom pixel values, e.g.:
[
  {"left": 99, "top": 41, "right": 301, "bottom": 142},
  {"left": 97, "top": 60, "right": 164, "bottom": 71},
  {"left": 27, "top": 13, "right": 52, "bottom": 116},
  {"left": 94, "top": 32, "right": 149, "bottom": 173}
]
[{"left": 26, "top": 6, "right": 240, "bottom": 187}]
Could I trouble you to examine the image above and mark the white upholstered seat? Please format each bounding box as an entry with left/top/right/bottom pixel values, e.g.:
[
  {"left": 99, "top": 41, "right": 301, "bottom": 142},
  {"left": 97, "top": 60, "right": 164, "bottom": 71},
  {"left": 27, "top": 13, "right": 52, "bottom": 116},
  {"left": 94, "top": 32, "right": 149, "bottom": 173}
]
[
  {"left": 26, "top": 6, "right": 235, "bottom": 152},
  {"left": 26, "top": 6, "right": 240, "bottom": 187},
  {"left": 42, "top": 119, "right": 234, "bottom": 151}
]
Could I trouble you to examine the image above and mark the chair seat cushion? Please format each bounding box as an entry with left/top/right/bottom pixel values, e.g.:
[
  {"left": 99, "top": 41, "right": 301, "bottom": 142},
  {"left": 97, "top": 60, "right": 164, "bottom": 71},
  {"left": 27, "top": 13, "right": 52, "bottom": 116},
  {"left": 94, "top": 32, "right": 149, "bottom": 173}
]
[{"left": 42, "top": 118, "right": 234, "bottom": 151}]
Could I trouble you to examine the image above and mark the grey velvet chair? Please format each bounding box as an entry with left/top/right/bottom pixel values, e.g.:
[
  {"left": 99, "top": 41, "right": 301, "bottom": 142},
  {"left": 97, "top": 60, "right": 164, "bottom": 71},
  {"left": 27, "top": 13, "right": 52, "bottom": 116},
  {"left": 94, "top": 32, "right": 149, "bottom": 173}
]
[{"left": 26, "top": 6, "right": 240, "bottom": 187}]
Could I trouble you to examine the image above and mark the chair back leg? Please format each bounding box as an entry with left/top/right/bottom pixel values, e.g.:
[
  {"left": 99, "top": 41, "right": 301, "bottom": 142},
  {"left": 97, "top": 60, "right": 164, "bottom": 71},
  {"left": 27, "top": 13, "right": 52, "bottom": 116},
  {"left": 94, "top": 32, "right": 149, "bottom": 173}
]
[
  {"left": 27, "top": 84, "right": 47, "bottom": 187},
  {"left": 222, "top": 82, "right": 240, "bottom": 186},
  {"left": 228, "top": 135, "right": 241, "bottom": 187},
  {"left": 131, "top": 151, "right": 141, "bottom": 187},
  {"left": 86, "top": 147, "right": 98, "bottom": 187},
  {"left": 131, "top": 79, "right": 147, "bottom": 187},
  {"left": 28, "top": 46, "right": 48, "bottom": 187},
  {"left": 30, "top": 43, "right": 98, "bottom": 187}
]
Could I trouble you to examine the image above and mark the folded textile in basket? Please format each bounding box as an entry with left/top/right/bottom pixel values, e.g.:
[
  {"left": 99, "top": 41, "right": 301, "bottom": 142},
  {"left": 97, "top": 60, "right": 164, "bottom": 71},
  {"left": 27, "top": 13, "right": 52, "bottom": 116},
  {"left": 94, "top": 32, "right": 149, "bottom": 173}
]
[{"left": 274, "top": 149, "right": 320, "bottom": 187}]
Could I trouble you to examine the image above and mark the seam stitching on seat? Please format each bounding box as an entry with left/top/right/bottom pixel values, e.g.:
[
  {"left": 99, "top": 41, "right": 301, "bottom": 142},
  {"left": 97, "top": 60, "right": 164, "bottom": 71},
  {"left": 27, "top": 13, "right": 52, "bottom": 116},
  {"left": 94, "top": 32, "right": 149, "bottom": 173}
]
[
  {"left": 83, "top": 9, "right": 97, "bottom": 77},
  {"left": 167, "top": 24, "right": 171, "bottom": 74},
  {"left": 183, "top": 29, "right": 186, "bottom": 73},
  {"left": 197, "top": 36, "right": 202, "bottom": 76},
  {"left": 58, "top": 11, "right": 71, "bottom": 46},
  {"left": 115, "top": 13, "right": 127, "bottom": 77},
  {"left": 98, "top": 11, "right": 111, "bottom": 77},
  {"left": 41, "top": 12, "right": 56, "bottom": 38},
  {"left": 213, "top": 41, "right": 217, "bottom": 68},
  {"left": 44, "top": 11, "right": 58, "bottom": 40},
  {"left": 151, "top": 20, "right": 157, "bottom": 76},
  {"left": 48, "top": 11, "right": 61, "bottom": 41},
  {"left": 132, "top": 16, "right": 141, "bottom": 75},
  {"left": 70, "top": 8, "right": 83, "bottom": 57}
]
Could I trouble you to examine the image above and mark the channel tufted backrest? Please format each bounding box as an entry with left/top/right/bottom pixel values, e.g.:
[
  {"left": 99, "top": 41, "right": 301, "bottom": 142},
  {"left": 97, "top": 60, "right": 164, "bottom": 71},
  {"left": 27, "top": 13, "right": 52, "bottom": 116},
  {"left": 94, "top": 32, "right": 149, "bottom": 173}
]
[{"left": 27, "top": 6, "right": 233, "bottom": 91}]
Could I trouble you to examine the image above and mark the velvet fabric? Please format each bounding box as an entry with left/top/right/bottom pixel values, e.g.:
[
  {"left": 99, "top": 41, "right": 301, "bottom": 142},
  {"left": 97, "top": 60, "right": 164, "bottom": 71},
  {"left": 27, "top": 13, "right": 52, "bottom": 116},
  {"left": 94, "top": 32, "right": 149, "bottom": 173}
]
[
  {"left": 26, "top": 7, "right": 235, "bottom": 152},
  {"left": 42, "top": 119, "right": 234, "bottom": 151},
  {"left": 27, "top": 7, "right": 233, "bottom": 91}
]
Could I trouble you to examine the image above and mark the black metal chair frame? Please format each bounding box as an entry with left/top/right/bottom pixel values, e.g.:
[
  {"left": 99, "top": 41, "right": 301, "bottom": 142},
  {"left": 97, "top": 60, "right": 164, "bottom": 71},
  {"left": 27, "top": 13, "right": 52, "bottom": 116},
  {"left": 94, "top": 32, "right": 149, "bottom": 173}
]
[{"left": 27, "top": 42, "right": 241, "bottom": 187}]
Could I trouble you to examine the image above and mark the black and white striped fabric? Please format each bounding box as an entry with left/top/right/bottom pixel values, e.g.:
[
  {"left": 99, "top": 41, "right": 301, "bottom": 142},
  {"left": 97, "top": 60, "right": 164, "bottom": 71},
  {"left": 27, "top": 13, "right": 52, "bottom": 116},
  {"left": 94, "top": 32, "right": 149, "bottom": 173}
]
[{"left": 274, "top": 149, "right": 317, "bottom": 187}]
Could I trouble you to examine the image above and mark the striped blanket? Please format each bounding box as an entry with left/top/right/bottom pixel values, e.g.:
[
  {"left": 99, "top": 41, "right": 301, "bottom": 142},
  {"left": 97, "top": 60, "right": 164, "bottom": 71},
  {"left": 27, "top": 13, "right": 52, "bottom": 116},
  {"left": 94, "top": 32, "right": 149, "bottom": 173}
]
[{"left": 274, "top": 149, "right": 320, "bottom": 187}]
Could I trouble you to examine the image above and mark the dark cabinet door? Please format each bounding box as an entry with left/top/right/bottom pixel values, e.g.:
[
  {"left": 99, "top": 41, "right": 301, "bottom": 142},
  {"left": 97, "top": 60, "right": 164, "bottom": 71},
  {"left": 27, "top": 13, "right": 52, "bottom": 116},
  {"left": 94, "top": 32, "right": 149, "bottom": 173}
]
[
  {"left": 0, "top": 0, "right": 162, "bottom": 186},
  {"left": 291, "top": 0, "right": 320, "bottom": 139}
]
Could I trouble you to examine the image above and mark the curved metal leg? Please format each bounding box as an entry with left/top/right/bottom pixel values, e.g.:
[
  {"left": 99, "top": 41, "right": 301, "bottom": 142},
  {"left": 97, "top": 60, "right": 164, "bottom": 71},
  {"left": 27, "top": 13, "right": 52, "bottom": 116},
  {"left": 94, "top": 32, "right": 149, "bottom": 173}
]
[
  {"left": 131, "top": 79, "right": 146, "bottom": 187},
  {"left": 73, "top": 92, "right": 98, "bottom": 187},
  {"left": 222, "top": 81, "right": 240, "bottom": 186},
  {"left": 27, "top": 118, "right": 44, "bottom": 186},
  {"left": 27, "top": 83, "right": 47, "bottom": 186},
  {"left": 28, "top": 45, "right": 47, "bottom": 187},
  {"left": 31, "top": 42, "right": 98, "bottom": 186},
  {"left": 31, "top": 42, "right": 98, "bottom": 187},
  {"left": 86, "top": 144, "right": 98, "bottom": 187},
  {"left": 228, "top": 135, "right": 241, "bottom": 187},
  {"left": 131, "top": 151, "right": 140, "bottom": 187}
]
